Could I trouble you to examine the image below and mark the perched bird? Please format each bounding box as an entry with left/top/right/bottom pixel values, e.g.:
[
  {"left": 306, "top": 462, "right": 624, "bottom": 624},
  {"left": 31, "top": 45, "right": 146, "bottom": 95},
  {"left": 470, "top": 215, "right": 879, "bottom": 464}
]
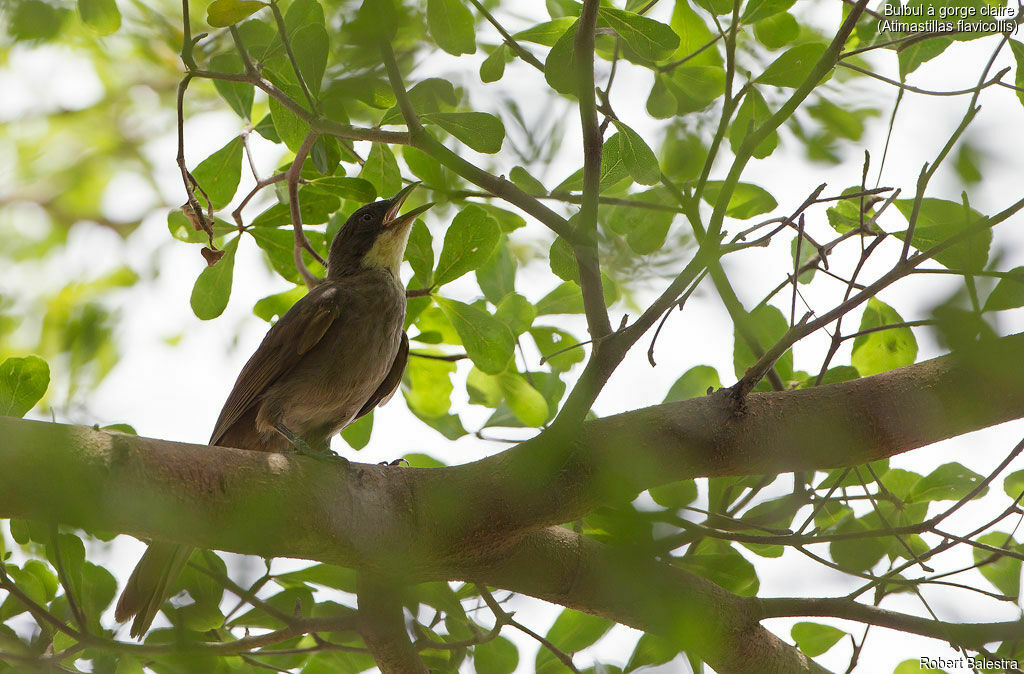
[{"left": 115, "top": 183, "right": 431, "bottom": 638}]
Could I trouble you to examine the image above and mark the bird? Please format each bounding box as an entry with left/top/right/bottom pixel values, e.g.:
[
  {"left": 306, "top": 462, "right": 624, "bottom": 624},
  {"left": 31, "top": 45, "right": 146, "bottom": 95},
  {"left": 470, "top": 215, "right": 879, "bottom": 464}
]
[{"left": 114, "top": 183, "right": 431, "bottom": 638}]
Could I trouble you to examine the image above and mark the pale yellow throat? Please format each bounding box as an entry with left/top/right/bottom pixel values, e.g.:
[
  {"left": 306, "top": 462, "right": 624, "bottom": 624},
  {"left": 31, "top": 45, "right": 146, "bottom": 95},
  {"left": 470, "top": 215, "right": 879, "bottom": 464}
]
[{"left": 362, "top": 226, "right": 412, "bottom": 277}]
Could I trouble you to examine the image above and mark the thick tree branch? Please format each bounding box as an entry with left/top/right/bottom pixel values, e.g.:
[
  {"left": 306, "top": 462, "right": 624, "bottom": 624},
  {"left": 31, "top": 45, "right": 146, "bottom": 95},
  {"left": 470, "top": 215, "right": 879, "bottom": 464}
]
[
  {"left": 2, "top": 335, "right": 1024, "bottom": 572},
  {"left": 3, "top": 334, "right": 1024, "bottom": 669}
]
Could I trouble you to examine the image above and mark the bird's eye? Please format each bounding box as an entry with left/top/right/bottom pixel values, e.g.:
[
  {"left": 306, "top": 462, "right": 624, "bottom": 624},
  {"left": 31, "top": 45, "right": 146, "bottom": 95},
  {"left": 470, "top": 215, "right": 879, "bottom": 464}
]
[{"left": 362, "top": 213, "right": 373, "bottom": 222}]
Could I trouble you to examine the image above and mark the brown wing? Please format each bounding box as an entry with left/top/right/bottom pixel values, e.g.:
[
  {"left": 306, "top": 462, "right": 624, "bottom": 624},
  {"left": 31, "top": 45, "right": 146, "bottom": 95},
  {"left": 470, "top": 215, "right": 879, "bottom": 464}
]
[
  {"left": 210, "top": 284, "right": 342, "bottom": 445},
  {"left": 353, "top": 331, "right": 409, "bottom": 420}
]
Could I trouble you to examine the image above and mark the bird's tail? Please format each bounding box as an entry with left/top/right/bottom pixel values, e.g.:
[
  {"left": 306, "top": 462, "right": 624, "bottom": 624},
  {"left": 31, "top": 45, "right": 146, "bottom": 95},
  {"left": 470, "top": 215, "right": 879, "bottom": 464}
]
[{"left": 115, "top": 542, "right": 193, "bottom": 638}]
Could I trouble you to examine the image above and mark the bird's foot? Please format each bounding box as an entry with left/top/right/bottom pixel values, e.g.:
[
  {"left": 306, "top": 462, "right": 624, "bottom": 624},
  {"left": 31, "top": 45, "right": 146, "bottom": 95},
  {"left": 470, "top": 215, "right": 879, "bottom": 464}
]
[
  {"left": 378, "top": 457, "right": 410, "bottom": 467},
  {"left": 275, "top": 425, "right": 349, "bottom": 466}
]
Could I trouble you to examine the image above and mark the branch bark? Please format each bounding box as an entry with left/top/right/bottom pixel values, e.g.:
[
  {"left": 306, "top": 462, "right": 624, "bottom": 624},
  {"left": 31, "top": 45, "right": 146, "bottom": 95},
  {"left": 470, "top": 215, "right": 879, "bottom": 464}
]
[{"left": 2, "top": 334, "right": 1024, "bottom": 669}]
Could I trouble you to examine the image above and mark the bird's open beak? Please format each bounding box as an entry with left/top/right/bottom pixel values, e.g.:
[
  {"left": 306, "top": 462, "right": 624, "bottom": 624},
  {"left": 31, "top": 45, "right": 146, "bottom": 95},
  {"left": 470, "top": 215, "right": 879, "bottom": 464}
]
[{"left": 383, "top": 182, "right": 433, "bottom": 229}]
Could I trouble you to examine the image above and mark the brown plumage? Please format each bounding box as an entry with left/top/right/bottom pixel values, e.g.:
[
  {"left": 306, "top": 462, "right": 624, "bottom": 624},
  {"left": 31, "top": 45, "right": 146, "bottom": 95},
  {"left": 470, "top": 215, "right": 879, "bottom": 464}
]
[{"left": 115, "top": 184, "right": 429, "bottom": 637}]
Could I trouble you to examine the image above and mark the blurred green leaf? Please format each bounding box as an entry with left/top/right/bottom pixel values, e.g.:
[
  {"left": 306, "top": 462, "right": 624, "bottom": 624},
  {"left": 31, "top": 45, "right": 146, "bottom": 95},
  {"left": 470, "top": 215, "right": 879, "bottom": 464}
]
[
  {"left": 0, "top": 355, "right": 50, "bottom": 418},
  {"left": 667, "top": 65, "right": 725, "bottom": 113},
  {"left": 402, "top": 354, "right": 456, "bottom": 418},
  {"left": 341, "top": 410, "right": 373, "bottom": 449},
  {"left": 510, "top": 166, "right": 547, "bottom": 194},
  {"left": 514, "top": 18, "right": 575, "bottom": 46},
  {"left": 754, "top": 12, "right": 798, "bottom": 48},
  {"left": 649, "top": 479, "right": 697, "bottom": 508},
  {"left": 626, "top": 633, "right": 679, "bottom": 671},
  {"left": 531, "top": 326, "right": 585, "bottom": 370},
  {"left": 733, "top": 304, "right": 792, "bottom": 381},
  {"left": 1011, "top": 40, "right": 1024, "bottom": 109},
  {"left": 537, "top": 610, "right": 613, "bottom": 672},
  {"left": 544, "top": 19, "right": 579, "bottom": 95},
  {"left": 428, "top": 0, "right": 477, "bottom": 55},
  {"left": 495, "top": 293, "right": 536, "bottom": 335},
  {"left": 406, "top": 220, "right": 435, "bottom": 287},
  {"left": 741, "top": 0, "right": 795, "bottom": 23},
  {"left": 474, "top": 636, "right": 518, "bottom": 674},
  {"left": 481, "top": 44, "right": 509, "bottom": 83},
  {"left": 207, "top": 0, "right": 267, "bottom": 27},
  {"left": 78, "top": 0, "right": 121, "bottom": 34},
  {"left": 729, "top": 87, "right": 777, "bottom": 159}
]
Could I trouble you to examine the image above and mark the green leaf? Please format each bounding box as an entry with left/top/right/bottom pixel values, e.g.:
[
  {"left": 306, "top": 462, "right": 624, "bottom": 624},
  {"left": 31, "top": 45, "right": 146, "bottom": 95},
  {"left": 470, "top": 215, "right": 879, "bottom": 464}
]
[
  {"left": 474, "top": 636, "right": 518, "bottom": 674},
  {"left": 611, "top": 120, "right": 661, "bottom": 185},
  {"left": 536, "top": 277, "right": 616, "bottom": 315},
  {"left": 1011, "top": 40, "right": 1024, "bottom": 109},
  {"left": 851, "top": 298, "right": 917, "bottom": 376},
  {"left": 190, "top": 236, "right": 239, "bottom": 320},
  {"left": 893, "top": 197, "right": 991, "bottom": 272},
  {"left": 756, "top": 43, "right": 827, "bottom": 88},
  {"left": 435, "top": 298, "right": 514, "bottom": 374},
  {"left": 754, "top": 11, "right": 798, "bottom": 48},
  {"left": 510, "top": 166, "right": 547, "bottom": 195},
  {"left": 421, "top": 112, "right": 505, "bottom": 154},
  {"left": 476, "top": 241, "right": 517, "bottom": 303},
  {"left": 531, "top": 326, "right": 585, "bottom": 370},
  {"left": 664, "top": 365, "right": 720, "bottom": 402},
  {"left": 1004, "top": 469, "right": 1024, "bottom": 499},
  {"left": 0, "top": 356, "right": 50, "bottom": 418},
  {"left": 253, "top": 285, "right": 307, "bottom": 322},
  {"left": 702, "top": 181, "right": 777, "bottom": 219},
  {"left": 251, "top": 187, "right": 340, "bottom": 227},
  {"left": 251, "top": 228, "right": 326, "bottom": 284},
  {"left": 549, "top": 236, "right": 578, "bottom": 283},
  {"left": 467, "top": 367, "right": 503, "bottom": 407},
  {"left": 544, "top": 19, "right": 579, "bottom": 95},
  {"left": 406, "top": 220, "right": 434, "bottom": 287},
  {"left": 498, "top": 372, "right": 548, "bottom": 426},
  {"left": 381, "top": 78, "right": 458, "bottom": 124},
  {"left": 791, "top": 622, "right": 845, "bottom": 657},
  {"left": 402, "top": 353, "right": 456, "bottom": 418},
  {"left": 669, "top": 1, "right": 720, "bottom": 66},
  {"left": 434, "top": 205, "right": 501, "bottom": 286},
  {"left": 403, "top": 146, "right": 447, "bottom": 187},
  {"left": 908, "top": 462, "right": 986, "bottom": 503},
  {"left": 495, "top": 293, "right": 536, "bottom": 335},
  {"left": 290, "top": 23, "right": 329, "bottom": 96},
  {"left": 741, "top": 0, "right": 796, "bottom": 24},
  {"left": 78, "top": 0, "right": 121, "bottom": 34},
  {"left": 733, "top": 304, "right": 792, "bottom": 381},
  {"left": 428, "top": 0, "right": 476, "bottom": 55},
  {"left": 269, "top": 88, "right": 309, "bottom": 151},
  {"left": 600, "top": 133, "right": 632, "bottom": 189},
  {"left": 626, "top": 633, "right": 680, "bottom": 671},
  {"left": 677, "top": 546, "right": 759, "bottom": 596},
  {"left": 192, "top": 136, "right": 244, "bottom": 210},
  {"left": 341, "top": 410, "right": 373, "bottom": 449},
  {"left": 309, "top": 177, "right": 376, "bottom": 202},
  {"left": 598, "top": 7, "right": 679, "bottom": 61},
  {"left": 666, "top": 65, "right": 725, "bottom": 113},
  {"left": 514, "top": 18, "right": 575, "bottom": 46},
  {"left": 359, "top": 143, "right": 402, "bottom": 197},
  {"left": 649, "top": 479, "right": 697, "bottom": 509},
  {"left": 207, "top": 0, "right": 266, "bottom": 27},
  {"left": 606, "top": 187, "right": 677, "bottom": 255},
  {"left": 537, "top": 610, "right": 613, "bottom": 672},
  {"left": 729, "top": 87, "right": 777, "bottom": 159},
  {"left": 830, "top": 517, "right": 886, "bottom": 572},
  {"left": 210, "top": 53, "right": 254, "bottom": 120},
  {"left": 973, "top": 532, "right": 1022, "bottom": 596},
  {"left": 481, "top": 44, "right": 508, "bottom": 83}
]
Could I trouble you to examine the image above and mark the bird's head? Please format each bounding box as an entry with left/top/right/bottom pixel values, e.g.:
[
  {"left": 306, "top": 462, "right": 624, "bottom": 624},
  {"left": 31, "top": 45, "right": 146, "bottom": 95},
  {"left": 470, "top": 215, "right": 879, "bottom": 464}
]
[{"left": 327, "top": 182, "right": 432, "bottom": 279}]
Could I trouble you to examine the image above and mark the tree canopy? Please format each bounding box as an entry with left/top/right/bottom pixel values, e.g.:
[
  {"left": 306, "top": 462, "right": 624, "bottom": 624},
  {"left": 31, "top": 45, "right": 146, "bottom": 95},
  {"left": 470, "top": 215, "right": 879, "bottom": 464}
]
[{"left": 3, "top": 0, "right": 1024, "bottom": 672}]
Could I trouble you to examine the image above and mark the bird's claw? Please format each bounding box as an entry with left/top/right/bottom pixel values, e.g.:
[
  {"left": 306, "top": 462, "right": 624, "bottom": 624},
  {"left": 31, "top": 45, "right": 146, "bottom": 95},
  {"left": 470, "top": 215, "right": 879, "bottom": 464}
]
[{"left": 275, "top": 424, "right": 349, "bottom": 466}]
